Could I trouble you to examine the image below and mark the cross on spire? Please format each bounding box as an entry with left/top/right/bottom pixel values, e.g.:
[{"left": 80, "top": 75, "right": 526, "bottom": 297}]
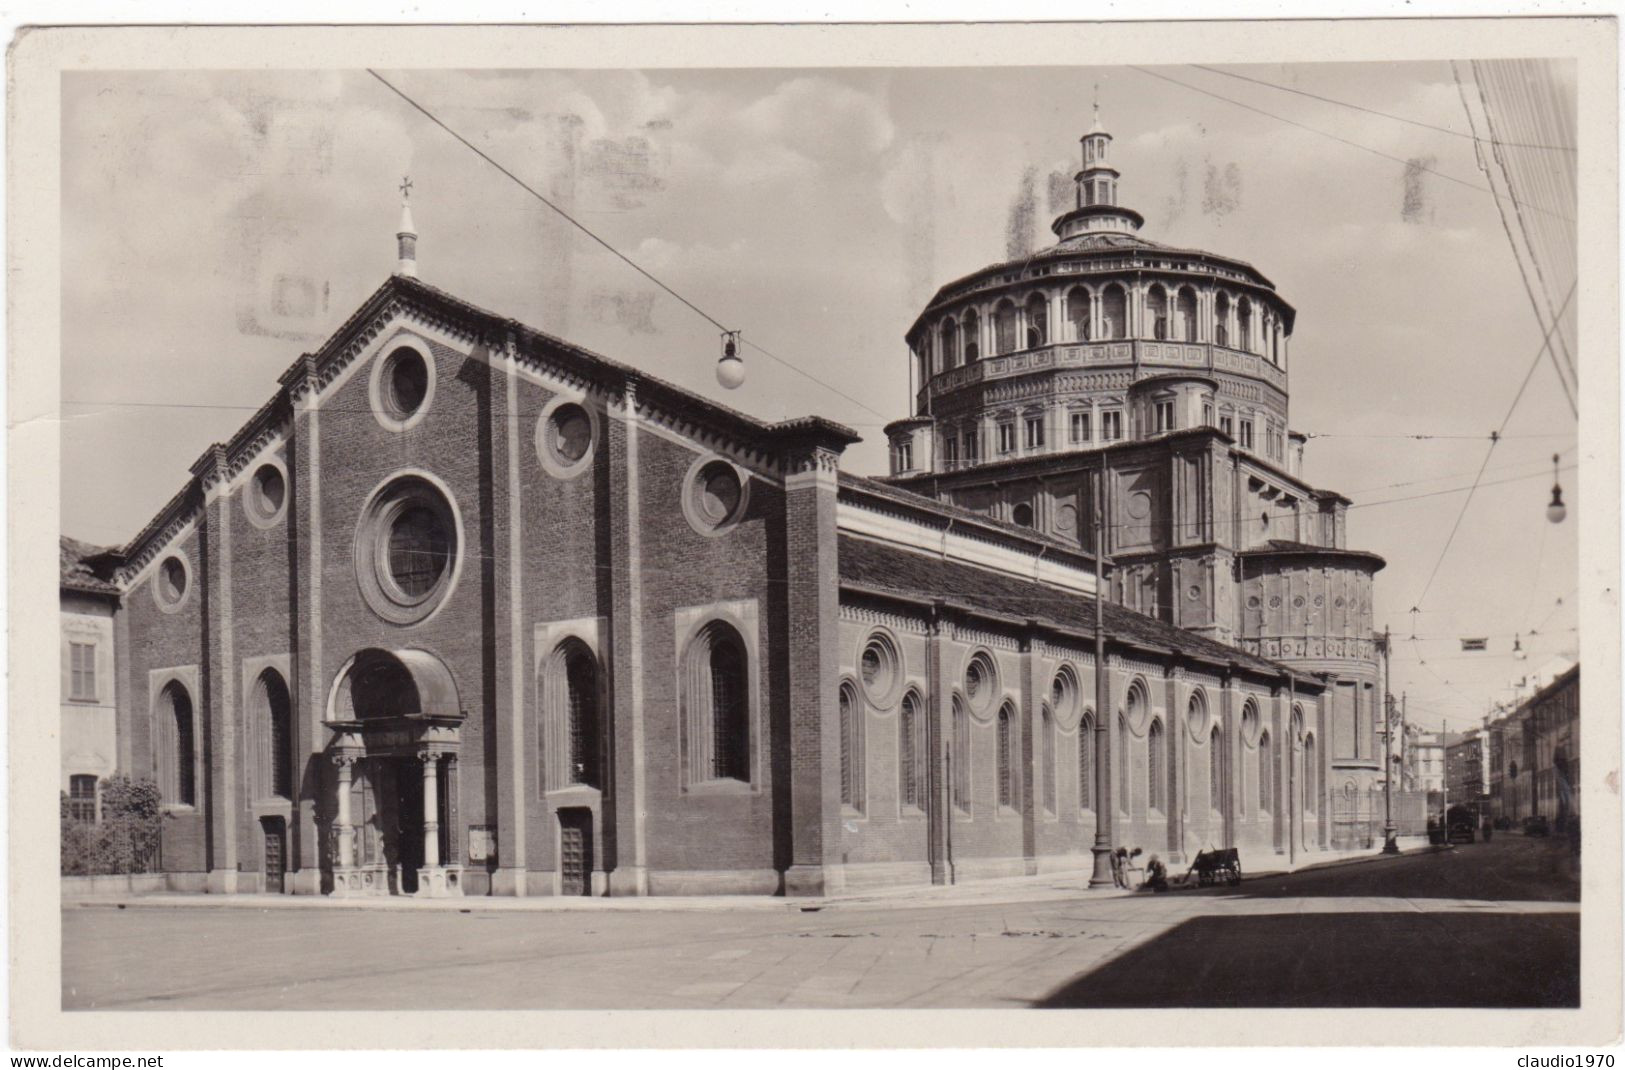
[{"left": 400, "top": 175, "right": 413, "bottom": 201}]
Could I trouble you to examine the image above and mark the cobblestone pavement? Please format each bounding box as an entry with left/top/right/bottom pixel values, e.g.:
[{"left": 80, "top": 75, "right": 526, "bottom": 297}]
[{"left": 62, "top": 836, "right": 1578, "bottom": 1011}]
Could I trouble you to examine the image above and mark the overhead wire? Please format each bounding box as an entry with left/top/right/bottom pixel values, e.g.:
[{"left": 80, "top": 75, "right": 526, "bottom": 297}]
[
  {"left": 1455, "top": 61, "right": 1579, "bottom": 414},
  {"left": 1130, "top": 65, "right": 1575, "bottom": 224},
  {"left": 1189, "top": 63, "right": 1577, "bottom": 152},
  {"left": 1409, "top": 279, "right": 1575, "bottom": 615},
  {"left": 363, "top": 68, "right": 890, "bottom": 421}
]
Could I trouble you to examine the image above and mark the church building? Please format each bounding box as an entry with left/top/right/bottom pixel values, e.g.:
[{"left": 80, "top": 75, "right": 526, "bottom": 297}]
[{"left": 65, "top": 110, "right": 1380, "bottom": 897}]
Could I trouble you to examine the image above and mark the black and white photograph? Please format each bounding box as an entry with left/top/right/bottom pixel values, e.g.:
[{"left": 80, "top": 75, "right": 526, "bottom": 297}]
[{"left": 8, "top": 14, "right": 1620, "bottom": 1056}]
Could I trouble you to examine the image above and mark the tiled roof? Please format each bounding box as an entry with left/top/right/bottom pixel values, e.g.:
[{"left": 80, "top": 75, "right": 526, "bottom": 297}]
[
  {"left": 838, "top": 534, "right": 1307, "bottom": 682},
  {"left": 60, "top": 536, "right": 119, "bottom": 596},
  {"left": 1241, "top": 540, "right": 1387, "bottom": 569}
]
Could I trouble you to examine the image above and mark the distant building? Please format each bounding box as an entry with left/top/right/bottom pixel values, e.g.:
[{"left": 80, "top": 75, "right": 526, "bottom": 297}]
[
  {"left": 60, "top": 536, "right": 123, "bottom": 822},
  {"left": 1403, "top": 726, "right": 1445, "bottom": 795},
  {"left": 1445, "top": 729, "right": 1489, "bottom": 814},
  {"left": 1487, "top": 665, "right": 1579, "bottom": 828}
]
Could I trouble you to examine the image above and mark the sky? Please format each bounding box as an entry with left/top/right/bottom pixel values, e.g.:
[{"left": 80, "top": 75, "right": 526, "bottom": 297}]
[{"left": 59, "top": 61, "right": 1581, "bottom": 729}]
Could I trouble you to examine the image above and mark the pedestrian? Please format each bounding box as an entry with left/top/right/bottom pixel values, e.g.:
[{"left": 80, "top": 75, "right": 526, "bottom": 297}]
[
  {"left": 1111, "top": 846, "right": 1129, "bottom": 888},
  {"left": 1144, "top": 854, "right": 1169, "bottom": 893}
]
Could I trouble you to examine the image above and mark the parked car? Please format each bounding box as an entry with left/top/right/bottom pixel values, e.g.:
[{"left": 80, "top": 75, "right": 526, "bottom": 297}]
[
  {"left": 1447, "top": 822, "right": 1476, "bottom": 844},
  {"left": 1523, "top": 815, "right": 1550, "bottom": 836}
]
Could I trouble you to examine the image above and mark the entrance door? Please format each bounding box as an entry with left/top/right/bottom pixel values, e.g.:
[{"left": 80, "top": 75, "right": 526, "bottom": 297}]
[
  {"left": 396, "top": 761, "right": 423, "bottom": 894},
  {"left": 262, "top": 817, "right": 285, "bottom": 894},
  {"left": 558, "top": 809, "right": 592, "bottom": 897}
]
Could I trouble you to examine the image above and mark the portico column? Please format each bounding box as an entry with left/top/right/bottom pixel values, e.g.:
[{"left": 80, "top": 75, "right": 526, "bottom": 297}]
[
  {"left": 334, "top": 756, "right": 355, "bottom": 869},
  {"left": 421, "top": 753, "right": 440, "bottom": 869}
]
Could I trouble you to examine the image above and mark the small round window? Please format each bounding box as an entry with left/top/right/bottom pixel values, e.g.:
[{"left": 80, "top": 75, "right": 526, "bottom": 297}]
[
  {"left": 153, "top": 553, "right": 191, "bottom": 612},
  {"left": 385, "top": 348, "right": 429, "bottom": 418},
  {"left": 859, "top": 633, "right": 902, "bottom": 709},
  {"left": 964, "top": 652, "right": 998, "bottom": 715},
  {"left": 683, "top": 457, "right": 749, "bottom": 536},
  {"left": 1012, "top": 503, "right": 1034, "bottom": 527},
  {"left": 537, "top": 400, "right": 596, "bottom": 478},
  {"left": 369, "top": 336, "right": 437, "bottom": 432},
  {"left": 246, "top": 461, "right": 288, "bottom": 526},
  {"left": 356, "top": 474, "right": 461, "bottom": 625}
]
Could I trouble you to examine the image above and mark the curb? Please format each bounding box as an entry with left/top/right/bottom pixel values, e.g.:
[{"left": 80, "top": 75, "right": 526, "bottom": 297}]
[{"left": 63, "top": 843, "right": 1446, "bottom": 917}]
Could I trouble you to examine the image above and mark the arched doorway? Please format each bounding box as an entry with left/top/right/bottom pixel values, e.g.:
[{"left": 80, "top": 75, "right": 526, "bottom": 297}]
[{"left": 324, "top": 648, "right": 465, "bottom": 898}]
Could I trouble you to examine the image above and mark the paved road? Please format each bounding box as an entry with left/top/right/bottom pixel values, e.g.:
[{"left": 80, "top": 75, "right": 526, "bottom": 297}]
[{"left": 62, "top": 835, "right": 1578, "bottom": 1011}]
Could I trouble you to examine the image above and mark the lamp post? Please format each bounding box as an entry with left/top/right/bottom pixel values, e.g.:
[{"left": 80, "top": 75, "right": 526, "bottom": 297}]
[
  {"left": 1088, "top": 460, "right": 1116, "bottom": 888},
  {"left": 1381, "top": 625, "right": 1398, "bottom": 854}
]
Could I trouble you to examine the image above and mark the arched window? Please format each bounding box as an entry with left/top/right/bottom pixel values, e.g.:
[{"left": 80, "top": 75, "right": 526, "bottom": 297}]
[
  {"left": 157, "top": 681, "right": 196, "bottom": 807},
  {"left": 1066, "top": 287, "right": 1092, "bottom": 342},
  {"left": 1215, "top": 292, "right": 1231, "bottom": 348},
  {"left": 1041, "top": 705, "right": 1057, "bottom": 814},
  {"left": 1238, "top": 298, "right": 1254, "bottom": 354},
  {"left": 1148, "top": 718, "right": 1165, "bottom": 812},
  {"left": 541, "top": 639, "right": 603, "bottom": 791},
  {"left": 1177, "top": 286, "right": 1199, "bottom": 341},
  {"left": 1304, "top": 732, "right": 1317, "bottom": 809},
  {"left": 1079, "top": 709, "right": 1095, "bottom": 811},
  {"left": 681, "top": 621, "right": 751, "bottom": 784},
  {"left": 252, "top": 669, "right": 293, "bottom": 801},
  {"left": 1210, "top": 726, "right": 1224, "bottom": 810},
  {"left": 939, "top": 318, "right": 959, "bottom": 371},
  {"left": 1117, "top": 713, "right": 1130, "bottom": 812},
  {"left": 838, "top": 681, "right": 863, "bottom": 810},
  {"left": 1024, "top": 292, "right": 1049, "bottom": 349},
  {"left": 994, "top": 299, "right": 1018, "bottom": 355},
  {"left": 951, "top": 696, "right": 970, "bottom": 812},
  {"left": 962, "top": 308, "right": 981, "bottom": 362},
  {"left": 1102, "top": 284, "right": 1127, "bottom": 340},
  {"left": 901, "top": 691, "right": 926, "bottom": 812},
  {"left": 996, "top": 704, "right": 1015, "bottom": 808},
  {"left": 1259, "top": 730, "right": 1273, "bottom": 812},
  {"left": 1147, "top": 285, "right": 1169, "bottom": 340}
]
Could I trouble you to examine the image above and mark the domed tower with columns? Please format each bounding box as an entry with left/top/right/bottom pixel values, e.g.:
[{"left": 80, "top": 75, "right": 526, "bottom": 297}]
[{"left": 885, "top": 105, "right": 1390, "bottom": 838}]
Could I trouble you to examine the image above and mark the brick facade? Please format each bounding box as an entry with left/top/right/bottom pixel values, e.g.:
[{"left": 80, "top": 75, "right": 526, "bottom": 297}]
[{"left": 80, "top": 274, "right": 1341, "bottom": 898}]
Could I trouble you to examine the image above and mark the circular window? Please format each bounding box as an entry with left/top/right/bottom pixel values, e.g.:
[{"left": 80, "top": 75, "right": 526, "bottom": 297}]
[
  {"left": 387, "top": 350, "right": 428, "bottom": 417},
  {"left": 859, "top": 633, "right": 902, "bottom": 709},
  {"left": 1050, "top": 666, "right": 1079, "bottom": 724},
  {"left": 1293, "top": 595, "right": 1306, "bottom": 608},
  {"left": 1241, "top": 703, "right": 1261, "bottom": 746},
  {"left": 161, "top": 557, "right": 186, "bottom": 599},
  {"left": 1335, "top": 597, "right": 1346, "bottom": 608},
  {"left": 356, "top": 473, "right": 462, "bottom": 625},
  {"left": 1126, "top": 492, "right": 1153, "bottom": 520},
  {"left": 368, "top": 336, "right": 437, "bottom": 432},
  {"left": 536, "top": 398, "right": 598, "bottom": 479},
  {"left": 965, "top": 652, "right": 998, "bottom": 716},
  {"left": 1269, "top": 595, "right": 1282, "bottom": 608},
  {"left": 1313, "top": 595, "right": 1324, "bottom": 607},
  {"left": 1011, "top": 503, "right": 1034, "bottom": 527},
  {"left": 683, "top": 456, "right": 750, "bottom": 536},
  {"left": 152, "top": 552, "right": 192, "bottom": 612},
  {"left": 1247, "top": 595, "right": 1261, "bottom": 609},
  {"left": 1187, "top": 585, "right": 1201, "bottom": 602},
  {"left": 1056, "top": 502, "right": 1077, "bottom": 534},
  {"left": 245, "top": 461, "right": 288, "bottom": 527}
]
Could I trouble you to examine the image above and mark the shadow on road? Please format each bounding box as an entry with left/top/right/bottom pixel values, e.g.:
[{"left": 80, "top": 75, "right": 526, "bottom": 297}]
[
  {"left": 1034, "top": 911, "right": 1579, "bottom": 1008},
  {"left": 1170, "top": 840, "right": 1579, "bottom": 904}
]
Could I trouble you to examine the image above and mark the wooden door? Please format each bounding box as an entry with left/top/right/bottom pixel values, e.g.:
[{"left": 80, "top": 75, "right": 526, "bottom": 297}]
[
  {"left": 558, "top": 809, "right": 592, "bottom": 896},
  {"left": 262, "top": 818, "right": 285, "bottom": 894}
]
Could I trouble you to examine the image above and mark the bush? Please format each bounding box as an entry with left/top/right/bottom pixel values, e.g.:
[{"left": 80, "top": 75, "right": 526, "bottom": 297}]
[{"left": 60, "top": 776, "right": 163, "bottom": 876}]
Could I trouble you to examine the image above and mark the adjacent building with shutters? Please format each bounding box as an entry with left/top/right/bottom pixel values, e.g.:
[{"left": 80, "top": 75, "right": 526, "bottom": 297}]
[{"left": 65, "top": 115, "right": 1374, "bottom": 898}]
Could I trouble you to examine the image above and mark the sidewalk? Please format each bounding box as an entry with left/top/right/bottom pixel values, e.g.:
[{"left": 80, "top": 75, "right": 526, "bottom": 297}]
[{"left": 64, "top": 841, "right": 1439, "bottom": 917}]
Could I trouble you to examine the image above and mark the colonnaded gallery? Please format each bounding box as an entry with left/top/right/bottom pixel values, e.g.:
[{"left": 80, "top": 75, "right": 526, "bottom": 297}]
[{"left": 59, "top": 110, "right": 1387, "bottom": 897}]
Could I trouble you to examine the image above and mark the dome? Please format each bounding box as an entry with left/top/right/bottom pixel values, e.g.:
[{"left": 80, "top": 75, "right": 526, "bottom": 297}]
[{"left": 895, "top": 107, "right": 1298, "bottom": 478}]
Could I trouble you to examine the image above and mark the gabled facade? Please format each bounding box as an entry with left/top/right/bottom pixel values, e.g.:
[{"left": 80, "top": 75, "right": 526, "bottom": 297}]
[{"left": 78, "top": 250, "right": 1343, "bottom": 896}]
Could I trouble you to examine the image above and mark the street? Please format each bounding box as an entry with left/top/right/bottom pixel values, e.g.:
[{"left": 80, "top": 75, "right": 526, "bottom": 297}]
[{"left": 62, "top": 834, "right": 1578, "bottom": 1011}]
